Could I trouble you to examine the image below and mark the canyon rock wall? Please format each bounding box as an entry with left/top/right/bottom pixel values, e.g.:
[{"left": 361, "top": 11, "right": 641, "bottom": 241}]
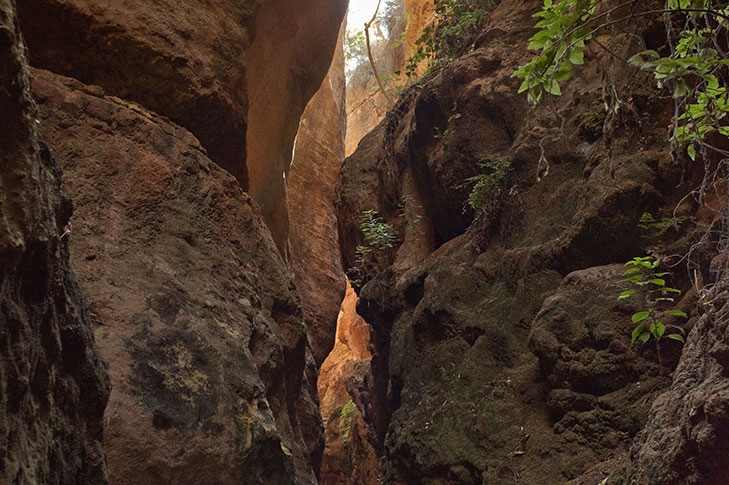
[
  {"left": 317, "top": 285, "right": 378, "bottom": 485},
  {"left": 0, "top": 2, "right": 110, "bottom": 483},
  {"left": 336, "top": 0, "right": 726, "bottom": 483},
  {"left": 32, "top": 68, "right": 323, "bottom": 484},
  {"left": 12, "top": 0, "right": 349, "bottom": 482},
  {"left": 18, "top": 0, "right": 257, "bottom": 184},
  {"left": 619, "top": 278, "right": 729, "bottom": 485},
  {"left": 246, "top": 0, "right": 348, "bottom": 251},
  {"left": 345, "top": 0, "right": 435, "bottom": 157},
  {"left": 289, "top": 24, "right": 348, "bottom": 367},
  {"left": 345, "top": 1, "right": 406, "bottom": 157},
  {"left": 18, "top": 0, "right": 348, "bottom": 252}
]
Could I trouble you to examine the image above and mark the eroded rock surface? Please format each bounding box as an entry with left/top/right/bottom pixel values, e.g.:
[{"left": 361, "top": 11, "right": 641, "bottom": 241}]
[
  {"left": 0, "top": 2, "right": 109, "bottom": 483},
  {"left": 618, "top": 280, "right": 729, "bottom": 485},
  {"left": 246, "top": 0, "right": 348, "bottom": 250},
  {"left": 335, "top": 0, "right": 715, "bottom": 482},
  {"left": 32, "top": 69, "right": 323, "bottom": 484}
]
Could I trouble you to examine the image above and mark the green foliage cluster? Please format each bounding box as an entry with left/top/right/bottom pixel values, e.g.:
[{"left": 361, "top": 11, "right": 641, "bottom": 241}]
[
  {"left": 457, "top": 153, "right": 512, "bottom": 210},
  {"left": 397, "top": 0, "right": 495, "bottom": 80},
  {"left": 356, "top": 209, "right": 399, "bottom": 258},
  {"left": 345, "top": 29, "right": 368, "bottom": 77},
  {"left": 638, "top": 212, "right": 688, "bottom": 238},
  {"left": 511, "top": 0, "right": 594, "bottom": 102},
  {"left": 339, "top": 399, "right": 357, "bottom": 446},
  {"left": 512, "top": 0, "right": 729, "bottom": 158},
  {"left": 347, "top": 210, "right": 399, "bottom": 287},
  {"left": 619, "top": 256, "right": 687, "bottom": 366}
]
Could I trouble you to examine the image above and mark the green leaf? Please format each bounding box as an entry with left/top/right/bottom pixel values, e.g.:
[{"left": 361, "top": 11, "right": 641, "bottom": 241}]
[
  {"left": 622, "top": 275, "right": 645, "bottom": 283},
  {"left": 665, "top": 310, "right": 688, "bottom": 318},
  {"left": 631, "top": 324, "right": 645, "bottom": 343},
  {"left": 655, "top": 321, "right": 666, "bottom": 338},
  {"left": 545, "top": 80, "right": 562, "bottom": 96},
  {"left": 647, "top": 278, "right": 666, "bottom": 286},
  {"left": 639, "top": 332, "right": 651, "bottom": 343},
  {"left": 619, "top": 289, "right": 636, "bottom": 300},
  {"left": 674, "top": 78, "right": 688, "bottom": 98},
  {"left": 667, "top": 334, "right": 685, "bottom": 343},
  {"left": 622, "top": 268, "right": 641, "bottom": 275},
  {"left": 687, "top": 144, "right": 696, "bottom": 160},
  {"left": 569, "top": 48, "right": 584, "bottom": 65},
  {"left": 662, "top": 287, "right": 682, "bottom": 294},
  {"left": 632, "top": 311, "right": 650, "bottom": 323}
]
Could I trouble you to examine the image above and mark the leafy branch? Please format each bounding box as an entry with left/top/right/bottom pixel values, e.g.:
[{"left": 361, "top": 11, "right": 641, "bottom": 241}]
[{"left": 619, "top": 256, "right": 687, "bottom": 368}]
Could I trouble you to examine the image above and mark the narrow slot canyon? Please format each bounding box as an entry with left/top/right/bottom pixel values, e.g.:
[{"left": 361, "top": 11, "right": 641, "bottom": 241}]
[{"left": 3, "top": 0, "right": 729, "bottom": 484}]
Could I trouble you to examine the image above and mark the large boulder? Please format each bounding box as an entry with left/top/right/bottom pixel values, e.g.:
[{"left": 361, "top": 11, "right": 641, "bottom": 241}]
[{"left": 32, "top": 68, "right": 323, "bottom": 484}]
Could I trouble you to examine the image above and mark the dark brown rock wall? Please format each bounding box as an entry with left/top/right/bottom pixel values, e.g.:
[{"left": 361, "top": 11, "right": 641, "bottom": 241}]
[
  {"left": 0, "top": 2, "right": 110, "bottom": 483},
  {"left": 17, "top": 0, "right": 257, "bottom": 183},
  {"left": 289, "top": 23, "right": 348, "bottom": 366},
  {"left": 32, "top": 69, "right": 323, "bottom": 485},
  {"left": 335, "top": 1, "right": 714, "bottom": 483}
]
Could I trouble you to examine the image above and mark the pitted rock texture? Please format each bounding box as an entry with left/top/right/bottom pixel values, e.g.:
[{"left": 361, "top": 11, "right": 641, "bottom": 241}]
[
  {"left": 0, "top": 3, "right": 109, "bottom": 483},
  {"left": 32, "top": 69, "right": 323, "bottom": 485},
  {"left": 336, "top": 0, "right": 711, "bottom": 482},
  {"left": 617, "top": 280, "right": 729, "bottom": 485},
  {"left": 18, "top": 0, "right": 348, "bottom": 251},
  {"left": 289, "top": 23, "right": 347, "bottom": 367}
]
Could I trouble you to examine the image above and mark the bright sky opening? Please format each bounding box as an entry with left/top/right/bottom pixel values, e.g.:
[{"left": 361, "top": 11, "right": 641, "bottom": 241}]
[{"left": 347, "top": 0, "right": 382, "bottom": 31}]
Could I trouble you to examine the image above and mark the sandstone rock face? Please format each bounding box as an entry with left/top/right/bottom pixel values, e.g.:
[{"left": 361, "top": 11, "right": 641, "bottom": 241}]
[
  {"left": 246, "top": 0, "right": 348, "bottom": 251},
  {"left": 0, "top": 2, "right": 109, "bottom": 483},
  {"left": 32, "top": 69, "right": 323, "bottom": 484},
  {"left": 18, "top": 0, "right": 348, "bottom": 251},
  {"left": 317, "top": 285, "right": 379, "bottom": 484},
  {"left": 336, "top": 0, "right": 707, "bottom": 482},
  {"left": 403, "top": 0, "right": 436, "bottom": 74},
  {"left": 289, "top": 24, "right": 348, "bottom": 366}
]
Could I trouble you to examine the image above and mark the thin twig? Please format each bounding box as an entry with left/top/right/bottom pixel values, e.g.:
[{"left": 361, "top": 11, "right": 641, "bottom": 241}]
[{"left": 365, "top": 0, "right": 394, "bottom": 106}]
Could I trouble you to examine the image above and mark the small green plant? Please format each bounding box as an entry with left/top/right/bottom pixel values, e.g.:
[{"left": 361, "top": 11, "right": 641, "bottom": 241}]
[
  {"left": 339, "top": 399, "right": 357, "bottom": 446},
  {"left": 347, "top": 210, "right": 399, "bottom": 287},
  {"left": 638, "top": 212, "right": 688, "bottom": 238},
  {"left": 456, "top": 152, "right": 512, "bottom": 210},
  {"left": 398, "top": 194, "right": 425, "bottom": 235},
  {"left": 619, "top": 256, "right": 687, "bottom": 367}
]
